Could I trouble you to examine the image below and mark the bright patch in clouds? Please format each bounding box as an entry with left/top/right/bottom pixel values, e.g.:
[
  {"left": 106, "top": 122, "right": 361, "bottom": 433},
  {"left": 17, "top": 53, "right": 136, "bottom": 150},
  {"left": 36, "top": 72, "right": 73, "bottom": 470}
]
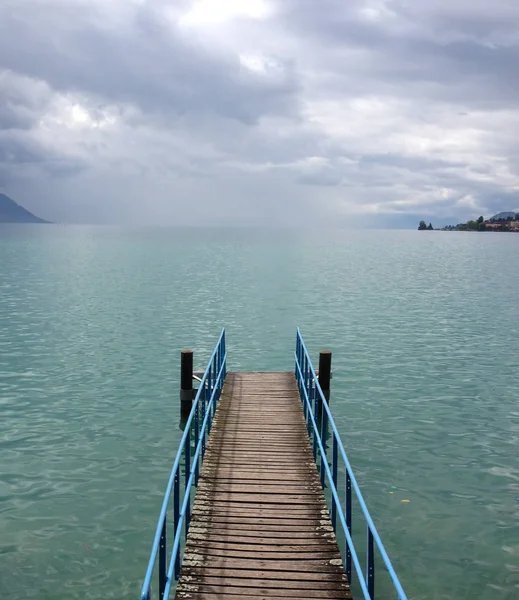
[
  {"left": 180, "top": 0, "right": 270, "bottom": 27},
  {"left": 238, "top": 54, "right": 287, "bottom": 82},
  {"left": 239, "top": 54, "right": 269, "bottom": 73},
  {"left": 71, "top": 104, "right": 90, "bottom": 124}
]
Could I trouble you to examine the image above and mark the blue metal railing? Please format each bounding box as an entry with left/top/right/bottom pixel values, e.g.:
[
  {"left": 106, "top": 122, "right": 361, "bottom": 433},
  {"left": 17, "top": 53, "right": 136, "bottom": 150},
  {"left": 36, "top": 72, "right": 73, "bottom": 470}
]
[
  {"left": 140, "top": 329, "right": 227, "bottom": 600},
  {"left": 295, "top": 329, "right": 407, "bottom": 600}
]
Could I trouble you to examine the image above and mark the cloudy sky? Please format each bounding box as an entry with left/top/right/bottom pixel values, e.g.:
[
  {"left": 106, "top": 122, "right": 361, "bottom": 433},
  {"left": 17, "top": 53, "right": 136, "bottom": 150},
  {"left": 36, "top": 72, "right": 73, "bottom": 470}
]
[{"left": 1, "top": 0, "right": 519, "bottom": 226}]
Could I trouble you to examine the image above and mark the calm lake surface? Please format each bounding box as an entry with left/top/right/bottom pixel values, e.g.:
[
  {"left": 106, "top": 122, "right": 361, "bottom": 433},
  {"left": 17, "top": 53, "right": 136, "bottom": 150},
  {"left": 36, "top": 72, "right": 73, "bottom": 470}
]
[{"left": 1, "top": 225, "right": 518, "bottom": 600}]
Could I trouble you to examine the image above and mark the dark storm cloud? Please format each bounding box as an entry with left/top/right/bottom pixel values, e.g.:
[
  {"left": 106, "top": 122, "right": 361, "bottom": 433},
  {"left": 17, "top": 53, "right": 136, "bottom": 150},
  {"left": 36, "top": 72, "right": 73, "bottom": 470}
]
[
  {"left": 0, "top": 132, "right": 87, "bottom": 182},
  {"left": 280, "top": 0, "right": 519, "bottom": 107},
  {"left": 0, "top": 98, "right": 37, "bottom": 131},
  {"left": 0, "top": 1, "right": 299, "bottom": 124},
  {"left": 0, "top": 71, "right": 51, "bottom": 130},
  {"left": 0, "top": 136, "right": 45, "bottom": 165}
]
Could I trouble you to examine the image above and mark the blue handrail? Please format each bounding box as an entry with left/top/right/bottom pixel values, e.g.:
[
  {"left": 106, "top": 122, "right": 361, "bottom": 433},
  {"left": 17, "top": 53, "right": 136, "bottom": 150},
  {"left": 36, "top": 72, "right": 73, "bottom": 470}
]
[
  {"left": 295, "top": 329, "right": 407, "bottom": 600},
  {"left": 140, "top": 329, "right": 227, "bottom": 600}
]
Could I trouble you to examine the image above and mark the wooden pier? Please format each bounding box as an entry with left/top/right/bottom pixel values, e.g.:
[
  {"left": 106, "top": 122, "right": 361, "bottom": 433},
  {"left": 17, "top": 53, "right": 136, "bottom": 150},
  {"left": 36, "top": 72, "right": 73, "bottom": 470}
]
[
  {"left": 140, "top": 330, "right": 407, "bottom": 600},
  {"left": 175, "top": 372, "right": 351, "bottom": 600}
]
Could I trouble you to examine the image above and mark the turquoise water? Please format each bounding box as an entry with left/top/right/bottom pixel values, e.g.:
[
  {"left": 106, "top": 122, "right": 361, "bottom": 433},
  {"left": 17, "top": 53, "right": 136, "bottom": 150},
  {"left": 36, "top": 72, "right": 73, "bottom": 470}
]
[{"left": 1, "top": 225, "right": 518, "bottom": 600}]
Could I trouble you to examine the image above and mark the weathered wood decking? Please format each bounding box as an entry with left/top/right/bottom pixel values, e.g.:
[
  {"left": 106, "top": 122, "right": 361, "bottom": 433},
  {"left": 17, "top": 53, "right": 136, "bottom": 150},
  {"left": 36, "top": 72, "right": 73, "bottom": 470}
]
[{"left": 175, "top": 372, "right": 352, "bottom": 600}]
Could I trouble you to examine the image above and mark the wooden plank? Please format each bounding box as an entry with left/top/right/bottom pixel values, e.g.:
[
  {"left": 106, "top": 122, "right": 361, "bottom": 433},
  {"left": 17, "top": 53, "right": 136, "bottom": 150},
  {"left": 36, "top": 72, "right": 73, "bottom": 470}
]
[
  {"left": 191, "top": 510, "right": 327, "bottom": 522},
  {"left": 193, "top": 494, "right": 328, "bottom": 505},
  {"left": 191, "top": 517, "right": 329, "bottom": 527},
  {"left": 201, "top": 468, "right": 315, "bottom": 477},
  {"left": 176, "top": 585, "right": 349, "bottom": 598},
  {"left": 182, "top": 557, "right": 345, "bottom": 573},
  {"left": 208, "top": 436, "right": 313, "bottom": 442},
  {"left": 181, "top": 576, "right": 348, "bottom": 590},
  {"left": 183, "top": 549, "right": 341, "bottom": 560},
  {"left": 201, "top": 458, "right": 316, "bottom": 467},
  {"left": 187, "top": 526, "right": 336, "bottom": 539},
  {"left": 208, "top": 435, "right": 310, "bottom": 441},
  {"left": 199, "top": 475, "right": 314, "bottom": 483},
  {"left": 196, "top": 483, "right": 323, "bottom": 494},
  {"left": 195, "top": 495, "right": 326, "bottom": 506},
  {"left": 185, "top": 541, "right": 340, "bottom": 553},
  {"left": 181, "top": 568, "right": 345, "bottom": 583},
  {"left": 191, "top": 505, "right": 329, "bottom": 516},
  {"left": 176, "top": 590, "right": 342, "bottom": 600},
  {"left": 189, "top": 529, "right": 335, "bottom": 547},
  {"left": 203, "top": 450, "right": 315, "bottom": 458},
  {"left": 202, "top": 459, "right": 315, "bottom": 467},
  {"left": 188, "top": 521, "right": 334, "bottom": 533},
  {"left": 174, "top": 372, "right": 350, "bottom": 600},
  {"left": 192, "top": 501, "right": 328, "bottom": 512}
]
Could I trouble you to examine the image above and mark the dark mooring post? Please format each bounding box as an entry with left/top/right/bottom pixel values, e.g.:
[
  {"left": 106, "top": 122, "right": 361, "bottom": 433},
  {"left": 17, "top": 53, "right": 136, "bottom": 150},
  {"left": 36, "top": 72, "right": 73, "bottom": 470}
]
[
  {"left": 318, "top": 350, "right": 332, "bottom": 445},
  {"left": 318, "top": 350, "right": 332, "bottom": 403},
  {"left": 180, "top": 350, "right": 194, "bottom": 420}
]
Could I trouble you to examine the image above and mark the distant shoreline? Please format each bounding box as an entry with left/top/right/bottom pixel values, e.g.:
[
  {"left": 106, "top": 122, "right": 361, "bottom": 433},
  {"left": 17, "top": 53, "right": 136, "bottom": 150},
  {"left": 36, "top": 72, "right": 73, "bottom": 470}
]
[{"left": 420, "top": 212, "right": 519, "bottom": 232}]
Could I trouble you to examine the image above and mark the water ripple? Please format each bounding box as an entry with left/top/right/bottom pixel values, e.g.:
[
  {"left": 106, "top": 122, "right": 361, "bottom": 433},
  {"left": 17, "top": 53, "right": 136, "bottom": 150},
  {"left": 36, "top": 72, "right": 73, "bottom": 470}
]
[{"left": 1, "top": 226, "right": 518, "bottom": 599}]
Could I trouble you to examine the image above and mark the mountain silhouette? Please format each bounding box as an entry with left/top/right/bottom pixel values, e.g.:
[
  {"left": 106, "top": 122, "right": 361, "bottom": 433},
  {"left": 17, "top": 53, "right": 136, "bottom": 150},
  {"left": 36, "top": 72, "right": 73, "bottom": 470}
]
[{"left": 0, "top": 194, "right": 50, "bottom": 223}]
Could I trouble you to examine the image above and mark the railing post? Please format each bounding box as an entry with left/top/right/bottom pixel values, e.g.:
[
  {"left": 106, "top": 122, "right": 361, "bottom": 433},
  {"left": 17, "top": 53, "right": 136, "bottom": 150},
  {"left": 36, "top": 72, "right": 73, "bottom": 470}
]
[
  {"left": 345, "top": 472, "right": 352, "bottom": 583},
  {"left": 159, "top": 517, "right": 167, "bottom": 600},
  {"left": 312, "top": 383, "right": 318, "bottom": 458},
  {"left": 194, "top": 397, "right": 200, "bottom": 485},
  {"left": 367, "top": 527, "right": 375, "bottom": 599},
  {"left": 307, "top": 382, "right": 313, "bottom": 437},
  {"left": 180, "top": 350, "right": 194, "bottom": 419},
  {"left": 201, "top": 383, "right": 207, "bottom": 459},
  {"left": 313, "top": 376, "right": 319, "bottom": 416},
  {"left": 216, "top": 344, "right": 221, "bottom": 393},
  {"left": 185, "top": 427, "right": 191, "bottom": 535},
  {"left": 173, "top": 470, "right": 180, "bottom": 580},
  {"left": 331, "top": 435, "right": 338, "bottom": 531},
  {"left": 213, "top": 363, "right": 217, "bottom": 415},
  {"left": 320, "top": 406, "right": 328, "bottom": 488},
  {"left": 201, "top": 373, "right": 206, "bottom": 419},
  {"left": 295, "top": 332, "right": 299, "bottom": 377},
  {"left": 303, "top": 355, "right": 308, "bottom": 398},
  {"left": 207, "top": 364, "right": 214, "bottom": 425},
  {"left": 222, "top": 331, "right": 226, "bottom": 378}
]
